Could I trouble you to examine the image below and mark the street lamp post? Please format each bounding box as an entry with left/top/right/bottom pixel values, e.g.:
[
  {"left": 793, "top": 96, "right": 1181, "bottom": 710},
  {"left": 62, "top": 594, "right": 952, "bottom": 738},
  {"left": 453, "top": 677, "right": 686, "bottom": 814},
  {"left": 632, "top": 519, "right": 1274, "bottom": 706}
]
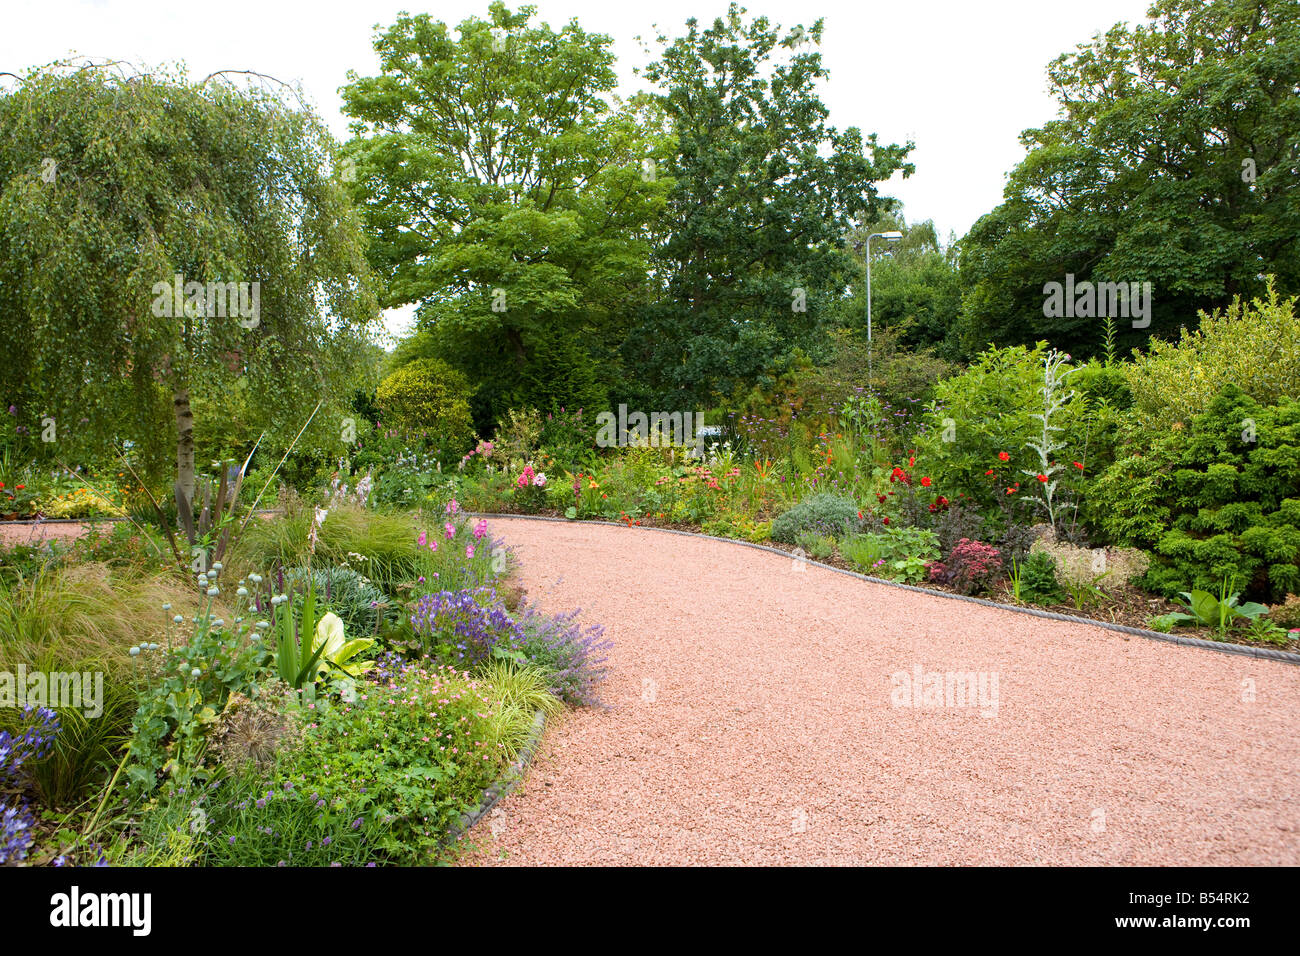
[{"left": 866, "top": 230, "right": 903, "bottom": 381}]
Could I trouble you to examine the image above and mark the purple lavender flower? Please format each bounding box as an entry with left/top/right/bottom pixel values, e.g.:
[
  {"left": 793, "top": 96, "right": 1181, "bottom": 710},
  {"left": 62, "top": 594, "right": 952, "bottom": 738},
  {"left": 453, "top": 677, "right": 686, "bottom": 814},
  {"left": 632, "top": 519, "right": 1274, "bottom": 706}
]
[{"left": 409, "top": 587, "right": 523, "bottom": 666}]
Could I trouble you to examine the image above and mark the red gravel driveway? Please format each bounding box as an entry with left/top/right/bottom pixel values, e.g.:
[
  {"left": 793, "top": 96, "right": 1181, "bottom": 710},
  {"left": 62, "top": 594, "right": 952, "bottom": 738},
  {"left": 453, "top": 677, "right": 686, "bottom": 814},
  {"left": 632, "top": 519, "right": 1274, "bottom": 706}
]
[{"left": 463, "top": 517, "right": 1300, "bottom": 866}]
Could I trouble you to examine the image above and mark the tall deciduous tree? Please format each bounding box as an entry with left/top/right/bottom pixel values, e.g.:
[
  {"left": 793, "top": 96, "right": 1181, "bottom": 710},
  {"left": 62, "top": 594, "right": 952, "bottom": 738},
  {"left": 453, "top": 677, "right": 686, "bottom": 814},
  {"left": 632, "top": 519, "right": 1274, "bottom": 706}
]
[
  {"left": 341, "top": 2, "right": 669, "bottom": 429},
  {"left": 0, "top": 62, "right": 380, "bottom": 504},
  {"left": 957, "top": 0, "right": 1300, "bottom": 358},
  {"left": 626, "top": 4, "right": 913, "bottom": 409}
]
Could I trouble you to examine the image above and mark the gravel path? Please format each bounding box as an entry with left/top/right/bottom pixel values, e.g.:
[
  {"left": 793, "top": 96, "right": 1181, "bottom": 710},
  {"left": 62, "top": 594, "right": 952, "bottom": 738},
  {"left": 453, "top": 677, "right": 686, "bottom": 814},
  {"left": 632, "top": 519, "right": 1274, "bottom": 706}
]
[{"left": 462, "top": 516, "right": 1300, "bottom": 866}]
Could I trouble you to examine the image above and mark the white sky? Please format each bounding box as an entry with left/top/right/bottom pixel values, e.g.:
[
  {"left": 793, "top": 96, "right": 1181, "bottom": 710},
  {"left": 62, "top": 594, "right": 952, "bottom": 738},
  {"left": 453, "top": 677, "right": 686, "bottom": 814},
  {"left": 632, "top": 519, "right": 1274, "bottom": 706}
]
[{"left": 4, "top": 0, "right": 1156, "bottom": 339}]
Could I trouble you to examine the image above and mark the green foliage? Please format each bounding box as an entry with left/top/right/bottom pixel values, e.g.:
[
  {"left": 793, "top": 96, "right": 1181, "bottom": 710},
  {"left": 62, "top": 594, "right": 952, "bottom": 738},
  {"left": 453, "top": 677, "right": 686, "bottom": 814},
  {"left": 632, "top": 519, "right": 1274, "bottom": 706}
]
[
  {"left": 1165, "top": 578, "right": 1269, "bottom": 635},
  {"left": 840, "top": 526, "right": 940, "bottom": 582},
  {"left": 1098, "top": 385, "right": 1300, "bottom": 601},
  {"left": 1019, "top": 550, "right": 1064, "bottom": 605},
  {"left": 1125, "top": 283, "right": 1300, "bottom": 435},
  {"left": 284, "top": 565, "right": 393, "bottom": 638},
  {"left": 125, "top": 617, "right": 272, "bottom": 794},
  {"left": 843, "top": 217, "right": 964, "bottom": 357},
  {"left": 1242, "top": 617, "right": 1292, "bottom": 645},
  {"left": 770, "top": 492, "right": 861, "bottom": 544},
  {"left": 793, "top": 530, "right": 835, "bottom": 561},
  {"left": 374, "top": 358, "right": 475, "bottom": 457},
  {"left": 0, "top": 61, "right": 380, "bottom": 493},
  {"left": 197, "top": 661, "right": 514, "bottom": 865},
  {"left": 342, "top": 3, "right": 662, "bottom": 428},
  {"left": 956, "top": 0, "right": 1300, "bottom": 358},
  {"left": 628, "top": 4, "right": 912, "bottom": 407}
]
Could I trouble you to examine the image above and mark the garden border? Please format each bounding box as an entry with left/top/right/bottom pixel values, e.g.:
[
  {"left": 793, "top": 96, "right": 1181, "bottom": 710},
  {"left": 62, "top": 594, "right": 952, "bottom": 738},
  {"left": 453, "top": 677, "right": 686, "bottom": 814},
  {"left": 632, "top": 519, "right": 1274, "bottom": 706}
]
[
  {"left": 473, "top": 512, "right": 1300, "bottom": 667},
  {"left": 0, "top": 509, "right": 284, "bottom": 527},
  {"left": 448, "top": 708, "right": 548, "bottom": 843}
]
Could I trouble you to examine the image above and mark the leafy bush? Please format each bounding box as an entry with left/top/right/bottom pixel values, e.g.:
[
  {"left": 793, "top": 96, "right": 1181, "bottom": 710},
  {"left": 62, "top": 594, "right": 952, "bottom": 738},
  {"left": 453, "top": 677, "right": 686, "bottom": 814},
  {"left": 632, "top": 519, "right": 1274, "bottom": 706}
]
[
  {"left": 1019, "top": 550, "right": 1063, "bottom": 605},
  {"left": 928, "top": 539, "right": 1003, "bottom": 595},
  {"left": 196, "top": 659, "right": 512, "bottom": 866},
  {"left": 125, "top": 599, "right": 273, "bottom": 794},
  {"left": 839, "top": 525, "right": 939, "bottom": 582},
  {"left": 793, "top": 530, "right": 835, "bottom": 560},
  {"left": 539, "top": 406, "right": 598, "bottom": 468},
  {"left": 840, "top": 533, "right": 888, "bottom": 574},
  {"left": 374, "top": 357, "right": 475, "bottom": 456},
  {"left": 1126, "top": 282, "right": 1300, "bottom": 436},
  {"left": 770, "top": 492, "right": 862, "bottom": 543},
  {"left": 1096, "top": 385, "right": 1300, "bottom": 601},
  {"left": 1270, "top": 594, "right": 1300, "bottom": 629},
  {"left": 915, "top": 345, "right": 1122, "bottom": 535}
]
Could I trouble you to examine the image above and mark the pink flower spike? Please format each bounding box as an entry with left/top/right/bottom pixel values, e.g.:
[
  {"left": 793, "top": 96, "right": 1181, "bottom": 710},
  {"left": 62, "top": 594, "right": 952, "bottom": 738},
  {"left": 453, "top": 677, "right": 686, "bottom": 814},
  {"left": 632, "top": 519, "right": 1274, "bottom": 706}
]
[{"left": 444, "top": 522, "right": 455, "bottom": 539}]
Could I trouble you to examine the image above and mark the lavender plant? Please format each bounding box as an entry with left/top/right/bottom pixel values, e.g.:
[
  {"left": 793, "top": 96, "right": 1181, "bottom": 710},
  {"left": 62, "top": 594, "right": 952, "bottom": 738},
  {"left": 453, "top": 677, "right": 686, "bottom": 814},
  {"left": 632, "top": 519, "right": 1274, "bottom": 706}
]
[
  {"left": 515, "top": 604, "right": 612, "bottom": 707},
  {"left": 409, "top": 587, "right": 524, "bottom": 666},
  {"left": 0, "top": 704, "right": 60, "bottom": 864}
]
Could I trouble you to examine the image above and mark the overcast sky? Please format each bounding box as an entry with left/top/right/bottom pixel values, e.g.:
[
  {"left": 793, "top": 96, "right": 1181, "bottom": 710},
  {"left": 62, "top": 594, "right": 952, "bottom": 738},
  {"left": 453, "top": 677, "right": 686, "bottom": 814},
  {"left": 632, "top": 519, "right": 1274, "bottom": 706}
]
[{"left": 4, "top": 0, "right": 1156, "bottom": 339}]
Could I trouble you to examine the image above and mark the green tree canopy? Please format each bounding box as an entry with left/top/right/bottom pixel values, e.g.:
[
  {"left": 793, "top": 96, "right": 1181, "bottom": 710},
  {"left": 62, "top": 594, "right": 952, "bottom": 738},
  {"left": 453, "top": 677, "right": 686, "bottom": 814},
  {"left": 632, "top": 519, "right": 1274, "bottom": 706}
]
[
  {"left": 341, "top": 2, "right": 668, "bottom": 429},
  {"left": 957, "top": 0, "right": 1300, "bottom": 358},
  {"left": 625, "top": 3, "right": 913, "bottom": 409},
  {"left": 842, "top": 214, "right": 963, "bottom": 357},
  {"left": 0, "top": 61, "right": 380, "bottom": 503}
]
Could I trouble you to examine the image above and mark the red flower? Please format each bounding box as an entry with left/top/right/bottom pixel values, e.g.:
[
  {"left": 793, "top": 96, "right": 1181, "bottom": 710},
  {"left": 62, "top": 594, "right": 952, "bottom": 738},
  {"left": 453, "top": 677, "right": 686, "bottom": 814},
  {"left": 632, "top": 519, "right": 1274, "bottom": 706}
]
[
  {"left": 1006, "top": 487, "right": 1016, "bottom": 495},
  {"left": 1036, "top": 474, "right": 1048, "bottom": 483},
  {"left": 882, "top": 517, "right": 890, "bottom": 525},
  {"left": 920, "top": 476, "right": 932, "bottom": 488},
  {"left": 1073, "top": 461, "right": 1084, "bottom": 471},
  {"left": 15, "top": 485, "right": 23, "bottom": 490},
  {"left": 876, "top": 494, "right": 887, "bottom": 504},
  {"left": 985, "top": 469, "right": 995, "bottom": 476},
  {"left": 858, "top": 511, "right": 864, "bottom": 520},
  {"left": 936, "top": 496, "right": 949, "bottom": 506},
  {"left": 997, "top": 452, "right": 1009, "bottom": 462},
  {"left": 908, "top": 456, "right": 915, "bottom": 467}
]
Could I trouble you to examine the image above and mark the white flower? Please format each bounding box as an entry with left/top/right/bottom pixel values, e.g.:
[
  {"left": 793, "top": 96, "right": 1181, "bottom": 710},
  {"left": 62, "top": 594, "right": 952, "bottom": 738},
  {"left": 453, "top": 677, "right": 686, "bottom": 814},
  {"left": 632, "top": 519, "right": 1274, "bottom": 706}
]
[{"left": 173, "top": 615, "right": 184, "bottom": 624}]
